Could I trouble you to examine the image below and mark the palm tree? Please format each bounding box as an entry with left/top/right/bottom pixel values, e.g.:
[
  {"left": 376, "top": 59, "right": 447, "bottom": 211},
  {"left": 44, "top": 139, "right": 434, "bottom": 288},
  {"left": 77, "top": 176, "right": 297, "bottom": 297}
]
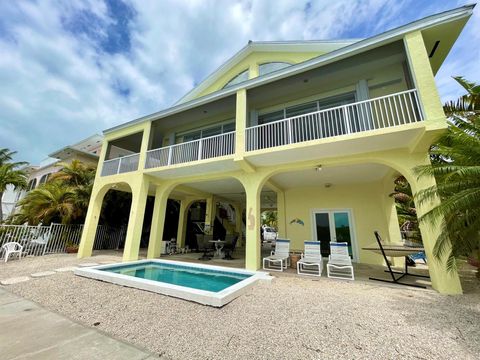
[
  {"left": 389, "top": 176, "right": 421, "bottom": 242},
  {"left": 12, "top": 182, "right": 78, "bottom": 225},
  {"left": 48, "top": 160, "right": 96, "bottom": 187},
  {"left": 0, "top": 148, "right": 28, "bottom": 222},
  {"left": 415, "top": 77, "right": 480, "bottom": 272}
]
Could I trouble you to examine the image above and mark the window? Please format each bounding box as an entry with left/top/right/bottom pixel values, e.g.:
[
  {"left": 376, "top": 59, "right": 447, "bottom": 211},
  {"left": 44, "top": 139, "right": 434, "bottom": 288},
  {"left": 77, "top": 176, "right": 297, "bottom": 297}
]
[
  {"left": 39, "top": 174, "right": 50, "bottom": 185},
  {"left": 223, "top": 69, "right": 249, "bottom": 89},
  {"left": 178, "top": 122, "right": 235, "bottom": 143},
  {"left": 285, "top": 101, "right": 318, "bottom": 118},
  {"left": 27, "top": 179, "right": 37, "bottom": 191},
  {"left": 258, "top": 62, "right": 291, "bottom": 76},
  {"left": 258, "top": 110, "right": 285, "bottom": 125}
]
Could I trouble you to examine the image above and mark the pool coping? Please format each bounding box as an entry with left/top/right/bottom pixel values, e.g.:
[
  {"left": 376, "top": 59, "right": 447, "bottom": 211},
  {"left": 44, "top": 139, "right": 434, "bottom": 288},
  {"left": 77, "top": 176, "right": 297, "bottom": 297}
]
[{"left": 74, "top": 259, "right": 273, "bottom": 307}]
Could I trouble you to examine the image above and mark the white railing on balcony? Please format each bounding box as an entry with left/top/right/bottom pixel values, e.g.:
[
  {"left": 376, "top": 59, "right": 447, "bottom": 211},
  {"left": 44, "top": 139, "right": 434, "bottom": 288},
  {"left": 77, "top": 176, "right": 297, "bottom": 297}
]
[
  {"left": 145, "top": 131, "right": 235, "bottom": 168},
  {"left": 245, "top": 89, "right": 423, "bottom": 151},
  {"left": 101, "top": 153, "right": 140, "bottom": 176}
]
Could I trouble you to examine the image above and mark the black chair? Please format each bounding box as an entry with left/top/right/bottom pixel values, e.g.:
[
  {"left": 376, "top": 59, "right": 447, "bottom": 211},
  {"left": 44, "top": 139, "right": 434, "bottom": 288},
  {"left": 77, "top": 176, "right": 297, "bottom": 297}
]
[
  {"left": 196, "top": 234, "right": 214, "bottom": 260},
  {"left": 223, "top": 234, "right": 239, "bottom": 260}
]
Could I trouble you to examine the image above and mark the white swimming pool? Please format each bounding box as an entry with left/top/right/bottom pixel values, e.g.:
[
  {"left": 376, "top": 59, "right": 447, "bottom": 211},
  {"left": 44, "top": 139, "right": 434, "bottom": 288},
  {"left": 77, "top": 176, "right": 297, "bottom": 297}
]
[{"left": 74, "top": 259, "right": 272, "bottom": 307}]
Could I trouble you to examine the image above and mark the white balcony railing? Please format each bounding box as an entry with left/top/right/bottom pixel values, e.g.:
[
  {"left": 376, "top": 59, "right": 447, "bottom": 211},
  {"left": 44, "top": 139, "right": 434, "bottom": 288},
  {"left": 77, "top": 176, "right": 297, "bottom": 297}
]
[
  {"left": 101, "top": 153, "right": 140, "bottom": 176},
  {"left": 145, "top": 131, "right": 235, "bottom": 169},
  {"left": 245, "top": 89, "right": 423, "bottom": 151}
]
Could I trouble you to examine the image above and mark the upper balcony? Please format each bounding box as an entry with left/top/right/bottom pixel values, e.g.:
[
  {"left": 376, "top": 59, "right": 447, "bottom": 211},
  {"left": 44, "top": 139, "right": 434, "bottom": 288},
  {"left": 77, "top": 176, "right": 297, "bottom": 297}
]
[{"left": 99, "top": 40, "right": 435, "bottom": 178}]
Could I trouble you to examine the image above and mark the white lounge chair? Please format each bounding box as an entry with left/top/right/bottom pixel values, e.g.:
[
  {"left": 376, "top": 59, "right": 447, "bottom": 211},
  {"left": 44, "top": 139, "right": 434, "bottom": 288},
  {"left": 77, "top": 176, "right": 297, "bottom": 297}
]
[
  {"left": 28, "top": 231, "right": 51, "bottom": 256},
  {"left": 327, "top": 242, "right": 354, "bottom": 280},
  {"left": 263, "top": 239, "right": 290, "bottom": 271},
  {"left": 2, "top": 242, "right": 23, "bottom": 262},
  {"left": 297, "top": 241, "right": 323, "bottom": 277}
]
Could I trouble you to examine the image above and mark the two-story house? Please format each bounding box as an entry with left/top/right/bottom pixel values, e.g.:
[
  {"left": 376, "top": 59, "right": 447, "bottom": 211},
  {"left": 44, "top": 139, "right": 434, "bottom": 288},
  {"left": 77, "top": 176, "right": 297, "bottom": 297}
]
[{"left": 77, "top": 5, "right": 475, "bottom": 294}]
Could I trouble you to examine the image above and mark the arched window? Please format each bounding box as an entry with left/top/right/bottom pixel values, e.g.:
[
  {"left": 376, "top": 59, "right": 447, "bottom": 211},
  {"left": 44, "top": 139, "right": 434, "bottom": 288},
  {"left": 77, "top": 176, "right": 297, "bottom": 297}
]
[
  {"left": 223, "top": 69, "right": 249, "bottom": 89},
  {"left": 27, "top": 179, "right": 37, "bottom": 191},
  {"left": 258, "top": 62, "right": 291, "bottom": 76},
  {"left": 39, "top": 174, "right": 50, "bottom": 185}
]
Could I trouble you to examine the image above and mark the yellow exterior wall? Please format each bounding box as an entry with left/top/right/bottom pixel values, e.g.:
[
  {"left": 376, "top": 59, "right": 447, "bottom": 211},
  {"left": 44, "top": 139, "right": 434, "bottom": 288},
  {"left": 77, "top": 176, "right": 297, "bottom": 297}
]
[{"left": 283, "top": 182, "right": 391, "bottom": 265}]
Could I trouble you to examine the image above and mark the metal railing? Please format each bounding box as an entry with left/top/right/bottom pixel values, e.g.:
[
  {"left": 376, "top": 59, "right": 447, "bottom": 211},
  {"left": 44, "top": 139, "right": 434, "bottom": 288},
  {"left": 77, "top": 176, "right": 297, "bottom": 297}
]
[
  {"left": 0, "top": 223, "right": 127, "bottom": 258},
  {"left": 145, "top": 131, "right": 235, "bottom": 168},
  {"left": 101, "top": 153, "right": 140, "bottom": 176},
  {"left": 245, "top": 89, "right": 423, "bottom": 151}
]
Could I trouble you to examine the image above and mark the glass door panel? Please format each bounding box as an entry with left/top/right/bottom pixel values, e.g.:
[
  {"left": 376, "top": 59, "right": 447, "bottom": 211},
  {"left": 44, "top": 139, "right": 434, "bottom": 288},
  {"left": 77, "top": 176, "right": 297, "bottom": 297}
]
[
  {"left": 333, "top": 212, "right": 353, "bottom": 256},
  {"left": 314, "top": 213, "right": 331, "bottom": 257}
]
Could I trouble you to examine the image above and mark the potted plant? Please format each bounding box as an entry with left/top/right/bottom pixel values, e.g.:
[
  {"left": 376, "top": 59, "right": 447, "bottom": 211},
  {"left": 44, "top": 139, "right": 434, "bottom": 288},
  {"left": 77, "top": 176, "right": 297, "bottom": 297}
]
[{"left": 65, "top": 240, "right": 79, "bottom": 253}]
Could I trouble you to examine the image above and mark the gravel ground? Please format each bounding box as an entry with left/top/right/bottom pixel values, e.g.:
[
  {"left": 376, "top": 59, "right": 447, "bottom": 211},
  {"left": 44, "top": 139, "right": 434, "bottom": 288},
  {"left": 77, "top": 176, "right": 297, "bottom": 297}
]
[{"left": 1, "top": 254, "right": 479, "bottom": 360}]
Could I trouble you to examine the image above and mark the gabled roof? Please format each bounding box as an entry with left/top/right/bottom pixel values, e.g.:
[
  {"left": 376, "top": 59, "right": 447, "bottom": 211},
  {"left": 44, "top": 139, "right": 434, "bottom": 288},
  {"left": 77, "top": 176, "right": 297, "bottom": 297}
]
[
  {"left": 176, "top": 39, "right": 360, "bottom": 105},
  {"left": 104, "top": 4, "right": 475, "bottom": 135}
]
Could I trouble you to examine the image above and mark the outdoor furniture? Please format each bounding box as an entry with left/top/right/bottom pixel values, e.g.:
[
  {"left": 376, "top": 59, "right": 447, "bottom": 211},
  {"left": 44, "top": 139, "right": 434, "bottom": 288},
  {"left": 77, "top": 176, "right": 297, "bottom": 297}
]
[
  {"left": 362, "top": 231, "right": 429, "bottom": 288},
  {"left": 326, "top": 242, "right": 354, "bottom": 280},
  {"left": 2, "top": 242, "right": 23, "bottom": 262},
  {"left": 222, "top": 234, "right": 239, "bottom": 260},
  {"left": 209, "top": 240, "right": 226, "bottom": 257},
  {"left": 196, "top": 234, "right": 214, "bottom": 260},
  {"left": 263, "top": 239, "right": 290, "bottom": 272},
  {"left": 297, "top": 241, "right": 323, "bottom": 277},
  {"left": 25, "top": 231, "right": 51, "bottom": 256}
]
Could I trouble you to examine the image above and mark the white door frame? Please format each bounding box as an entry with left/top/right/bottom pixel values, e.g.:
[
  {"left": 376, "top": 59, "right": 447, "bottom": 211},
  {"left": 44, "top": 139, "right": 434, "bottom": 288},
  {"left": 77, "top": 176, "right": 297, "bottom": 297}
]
[{"left": 311, "top": 208, "right": 359, "bottom": 262}]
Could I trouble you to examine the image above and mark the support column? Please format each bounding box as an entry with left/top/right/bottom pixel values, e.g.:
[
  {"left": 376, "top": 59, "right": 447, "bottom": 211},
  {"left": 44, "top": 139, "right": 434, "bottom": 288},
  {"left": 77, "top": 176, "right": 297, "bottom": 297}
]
[
  {"left": 405, "top": 155, "right": 462, "bottom": 294},
  {"left": 404, "top": 31, "right": 445, "bottom": 122},
  {"left": 147, "top": 185, "right": 170, "bottom": 259},
  {"left": 234, "top": 89, "right": 247, "bottom": 158},
  {"left": 122, "top": 176, "right": 150, "bottom": 262},
  {"left": 176, "top": 199, "right": 189, "bottom": 248},
  {"left": 276, "top": 191, "right": 286, "bottom": 238},
  {"left": 243, "top": 177, "right": 263, "bottom": 270},
  {"left": 77, "top": 185, "right": 109, "bottom": 258},
  {"left": 204, "top": 196, "right": 215, "bottom": 235}
]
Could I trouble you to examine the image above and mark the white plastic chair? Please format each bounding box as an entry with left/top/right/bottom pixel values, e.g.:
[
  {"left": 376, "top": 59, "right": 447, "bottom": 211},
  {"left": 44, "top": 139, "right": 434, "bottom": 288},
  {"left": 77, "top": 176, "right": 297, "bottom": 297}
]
[
  {"left": 263, "top": 239, "right": 290, "bottom": 271},
  {"left": 297, "top": 241, "right": 323, "bottom": 277},
  {"left": 327, "top": 242, "right": 354, "bottom": 280},
  {"left": 2, "top": 242, "right": 23, "bottom": 262}
]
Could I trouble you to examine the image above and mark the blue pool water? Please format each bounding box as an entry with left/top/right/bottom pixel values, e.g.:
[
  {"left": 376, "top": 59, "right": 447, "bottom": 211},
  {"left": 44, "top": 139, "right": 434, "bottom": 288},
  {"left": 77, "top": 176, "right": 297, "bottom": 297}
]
[{"left": 101, "top": 262, "right": 251, "bottom": 293}]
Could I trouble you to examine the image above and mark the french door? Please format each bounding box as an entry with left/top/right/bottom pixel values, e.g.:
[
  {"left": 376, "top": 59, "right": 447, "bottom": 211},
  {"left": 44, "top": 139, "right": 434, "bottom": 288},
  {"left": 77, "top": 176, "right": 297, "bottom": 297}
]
[{"left": 312, "top": 210, "right": 357, "bottom": 261}]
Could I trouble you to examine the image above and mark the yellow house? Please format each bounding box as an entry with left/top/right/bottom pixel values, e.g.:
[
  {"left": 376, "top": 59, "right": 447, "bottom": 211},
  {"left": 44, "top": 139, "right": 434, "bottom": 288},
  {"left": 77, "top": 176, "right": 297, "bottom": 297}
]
[{"left": 77, "top": 5, "right": 475, "bottom": 295}]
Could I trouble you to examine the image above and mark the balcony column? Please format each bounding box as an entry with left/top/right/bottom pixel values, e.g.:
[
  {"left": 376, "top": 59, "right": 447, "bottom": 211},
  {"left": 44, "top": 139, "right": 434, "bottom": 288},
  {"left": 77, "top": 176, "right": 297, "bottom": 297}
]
[
  {"left": 176, "top": 199, "right": 189, "bottom": 249},
  {"left": 122, "top": 176, "right": 150, "bottom": 261},
  {"left": 77, "top": 184, "right": 110, "bottom": 258},
  {"left": 242, "top": 175, "right": 264, "bottom": 270},
  {"left": 276, "top": 191, "right": 287, "bottom": 238},
  {"left": 404, "top": 31, "right": 445, "bottom": 122},
  {"left": 401, "top": 153, "right": 462, "bottom": 294},
  {"left": 138, "top": 121, "right": 152, "bottom": 171},
  {"left": 147, "top": 184, "right": 171, "bottom": 258},
  {"left": 204, "top": 196, "right": 215, "bottom": 235},
  {"left": 234, "top": 89, "right": 248, "bottom": 158}
]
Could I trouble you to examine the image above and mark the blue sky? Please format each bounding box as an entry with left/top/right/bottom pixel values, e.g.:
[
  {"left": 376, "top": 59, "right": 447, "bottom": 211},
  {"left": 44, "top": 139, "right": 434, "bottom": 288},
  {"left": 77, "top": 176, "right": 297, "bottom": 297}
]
[{"left": 0, "top": 0, "right": 478, "bottom": 164}]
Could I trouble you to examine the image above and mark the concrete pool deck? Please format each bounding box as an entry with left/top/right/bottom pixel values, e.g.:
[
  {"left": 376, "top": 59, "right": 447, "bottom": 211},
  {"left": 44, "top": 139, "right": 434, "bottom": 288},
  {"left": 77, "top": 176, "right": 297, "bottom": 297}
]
[{"left": 0, "top": 288, "right": 155, "bottom": 360}]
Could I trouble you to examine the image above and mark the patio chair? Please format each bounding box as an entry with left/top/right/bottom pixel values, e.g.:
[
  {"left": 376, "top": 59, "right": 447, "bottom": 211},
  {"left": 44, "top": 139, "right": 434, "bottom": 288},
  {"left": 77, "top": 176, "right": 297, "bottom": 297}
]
[
  {"left": 326, "top": 242, "right": 354, "bottom": 280},
  {"left": 222, "top": 233, "right": 239, "bottom": 260},
  {"left": 27, "top": 230, "right": 51, "bottom": 256},
  {"left": 2, "top": 242, "right": 23, "bottom": 262},
  {"left": 196, "top": 234, "right": 214, "bottom": 260},
  {"left": 297, "top": 241, "right": 323, "bottom": 277},
  {"left": 263, "top": 239, "right": 290, "bottom": 272}
]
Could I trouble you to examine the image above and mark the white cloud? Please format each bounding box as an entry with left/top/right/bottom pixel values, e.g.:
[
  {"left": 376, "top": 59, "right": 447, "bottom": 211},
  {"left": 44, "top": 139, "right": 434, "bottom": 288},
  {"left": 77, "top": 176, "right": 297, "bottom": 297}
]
[{"left": 0, "top": 0, "right": 476, "bottom": 164}]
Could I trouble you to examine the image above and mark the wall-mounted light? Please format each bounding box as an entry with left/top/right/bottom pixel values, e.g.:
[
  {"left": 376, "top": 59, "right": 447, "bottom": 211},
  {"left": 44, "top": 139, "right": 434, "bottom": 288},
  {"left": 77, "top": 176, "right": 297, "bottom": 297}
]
[{"left": 315, "top": 165, "right": 322, "bottom": 172}]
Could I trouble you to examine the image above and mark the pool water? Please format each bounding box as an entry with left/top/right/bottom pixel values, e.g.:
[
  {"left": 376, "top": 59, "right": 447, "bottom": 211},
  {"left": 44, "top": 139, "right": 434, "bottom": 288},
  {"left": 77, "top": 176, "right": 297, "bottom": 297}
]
[{"left": 102, "top": 262, "right": 251, "bottom": 293}]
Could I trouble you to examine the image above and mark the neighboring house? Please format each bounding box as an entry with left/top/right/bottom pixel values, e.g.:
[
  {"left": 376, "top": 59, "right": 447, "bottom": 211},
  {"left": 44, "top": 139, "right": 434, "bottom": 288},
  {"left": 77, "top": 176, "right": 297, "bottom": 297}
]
[
  {"left": 1, "top": 134, "right": 102, "bottom": 219},
  {"left": 77, "top": 5, "right": 474, "bottom": 295}
]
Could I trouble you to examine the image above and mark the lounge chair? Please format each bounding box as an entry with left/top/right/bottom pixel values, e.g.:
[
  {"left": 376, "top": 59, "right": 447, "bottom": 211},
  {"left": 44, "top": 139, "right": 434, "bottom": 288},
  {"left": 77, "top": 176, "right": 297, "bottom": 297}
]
[
  {"left": 326, "top": 242, "right": 354, "bottom": 280},
  {"left": 263, "top": 239, "right": 290, "bottom": 271},
  {"left": 297, "top": 241, "right": 323, "bottom": 277},
  {"left": 2, "top": 242, "right": 23, "bottom": 262},
  {"left": 196, "top": 234, "right": 214, "bottom": 260},
  {"left": 27, "top": 231, "right": 51, "bottom": 256}
]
